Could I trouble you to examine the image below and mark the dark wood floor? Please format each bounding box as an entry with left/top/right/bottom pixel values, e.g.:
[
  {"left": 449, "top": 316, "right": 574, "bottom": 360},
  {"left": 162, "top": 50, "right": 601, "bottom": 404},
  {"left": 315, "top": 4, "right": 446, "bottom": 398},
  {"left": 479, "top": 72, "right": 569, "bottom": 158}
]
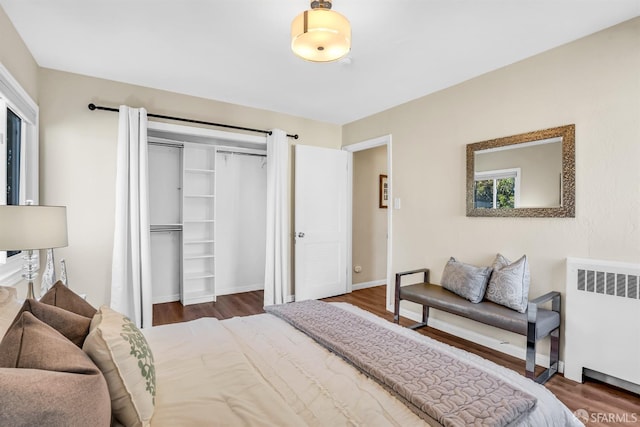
[{"left": 153, "top": 286, "right": 639, "bottom": 426}]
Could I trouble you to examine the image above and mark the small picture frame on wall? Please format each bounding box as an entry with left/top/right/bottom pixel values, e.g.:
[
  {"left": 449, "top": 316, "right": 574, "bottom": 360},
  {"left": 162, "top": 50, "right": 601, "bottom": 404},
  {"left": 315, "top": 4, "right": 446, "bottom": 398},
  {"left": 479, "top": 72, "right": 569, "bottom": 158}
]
[{"left": 379, "top": 174, "right": 388, "bottom": 209}]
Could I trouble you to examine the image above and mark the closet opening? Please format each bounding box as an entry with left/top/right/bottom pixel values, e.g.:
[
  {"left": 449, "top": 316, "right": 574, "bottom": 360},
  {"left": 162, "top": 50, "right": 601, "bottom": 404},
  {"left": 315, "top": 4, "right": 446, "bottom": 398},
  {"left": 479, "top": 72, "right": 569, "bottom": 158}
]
[{"left": 147, "top": 121, "right": 267, "bottom": 308}]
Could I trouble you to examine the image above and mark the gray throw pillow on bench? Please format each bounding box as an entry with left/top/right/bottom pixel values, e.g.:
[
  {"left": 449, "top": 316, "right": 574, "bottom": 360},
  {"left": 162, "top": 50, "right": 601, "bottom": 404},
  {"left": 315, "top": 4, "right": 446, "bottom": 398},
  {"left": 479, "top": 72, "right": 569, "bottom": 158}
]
[
  {"left": 441, "top": 257, "right": 492, "bottom": 303},
  {"left": 485, "top": 254, "right": 530, "bottom": 313}
]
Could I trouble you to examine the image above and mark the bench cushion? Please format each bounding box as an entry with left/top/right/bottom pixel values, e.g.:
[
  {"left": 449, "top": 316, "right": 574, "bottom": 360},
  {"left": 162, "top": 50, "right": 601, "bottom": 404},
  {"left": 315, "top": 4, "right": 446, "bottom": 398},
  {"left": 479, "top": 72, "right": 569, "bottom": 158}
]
[{"left": 400, "top": 283, "right": 559, "bottom": 340}]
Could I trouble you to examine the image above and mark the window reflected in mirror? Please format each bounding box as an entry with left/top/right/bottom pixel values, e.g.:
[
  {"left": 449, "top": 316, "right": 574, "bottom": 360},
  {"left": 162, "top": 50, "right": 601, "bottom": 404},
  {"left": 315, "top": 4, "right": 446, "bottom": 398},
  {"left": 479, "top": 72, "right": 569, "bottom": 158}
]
[{"left": 474, "top": 170, "right": 518, "bottom": 209}]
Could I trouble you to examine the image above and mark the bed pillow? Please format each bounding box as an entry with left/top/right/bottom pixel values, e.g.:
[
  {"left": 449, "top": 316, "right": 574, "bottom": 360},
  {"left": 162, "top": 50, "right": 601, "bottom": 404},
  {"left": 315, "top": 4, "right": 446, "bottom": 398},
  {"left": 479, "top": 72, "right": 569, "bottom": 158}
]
[
  {"left": 0, "top": 286, "right": 21, "bottom": 340},
  {"left": 0, "top": 312, "right": 111, "bottom": 426},
  {"left": 440, "top": 257, "right": 492, "bottom": 303},
  {"left": 83, "top": 305, "right": 156, "bottom": 427},
  {"left": 40, "top": 280, "right": 97, "bottom": 319},
  {"left": 485, "top": 254, "right": 530, "bottom": 313},
  {"left": 10, "top": 299, "right": 91, "bottom": 347}
]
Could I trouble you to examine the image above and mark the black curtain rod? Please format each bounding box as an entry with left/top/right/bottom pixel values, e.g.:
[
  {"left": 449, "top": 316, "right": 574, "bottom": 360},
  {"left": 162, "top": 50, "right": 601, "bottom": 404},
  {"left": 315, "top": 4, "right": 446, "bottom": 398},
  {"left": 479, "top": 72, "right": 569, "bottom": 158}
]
[{"left": 87, "top": 103, "right": 299, "bottom": 139}]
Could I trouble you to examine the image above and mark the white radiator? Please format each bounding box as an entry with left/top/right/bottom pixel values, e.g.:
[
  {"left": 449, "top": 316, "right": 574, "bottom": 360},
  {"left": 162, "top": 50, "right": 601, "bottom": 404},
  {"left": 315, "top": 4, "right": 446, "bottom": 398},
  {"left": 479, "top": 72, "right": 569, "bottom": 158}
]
[{"left": 565, "top": 258, "right": 640, "bottom": 391}]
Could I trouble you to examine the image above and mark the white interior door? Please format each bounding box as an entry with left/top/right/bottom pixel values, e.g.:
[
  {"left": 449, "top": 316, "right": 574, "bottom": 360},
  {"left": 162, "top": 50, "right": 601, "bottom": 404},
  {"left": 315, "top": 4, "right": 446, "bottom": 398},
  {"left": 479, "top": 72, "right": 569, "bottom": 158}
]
[{"left": 295, "top": 145, "right": 350, "bottom": 301}]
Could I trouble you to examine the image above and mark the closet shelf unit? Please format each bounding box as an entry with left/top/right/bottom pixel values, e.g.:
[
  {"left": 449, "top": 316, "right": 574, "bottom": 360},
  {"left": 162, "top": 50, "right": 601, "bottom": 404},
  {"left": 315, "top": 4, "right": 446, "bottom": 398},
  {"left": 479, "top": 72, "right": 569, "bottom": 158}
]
[{"left": 181, "top": 142, "right": 218, "bottom": 305}]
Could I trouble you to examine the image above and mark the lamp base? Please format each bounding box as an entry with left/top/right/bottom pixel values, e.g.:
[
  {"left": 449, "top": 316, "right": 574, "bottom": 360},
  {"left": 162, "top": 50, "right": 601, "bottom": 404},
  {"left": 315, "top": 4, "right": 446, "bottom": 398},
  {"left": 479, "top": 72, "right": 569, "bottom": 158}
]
[
  {"left": 22, "top": 249, "right": 38, "bottom": 300},
  {"left": 25, "top": 280, "right": 35, "bottom": 299}
]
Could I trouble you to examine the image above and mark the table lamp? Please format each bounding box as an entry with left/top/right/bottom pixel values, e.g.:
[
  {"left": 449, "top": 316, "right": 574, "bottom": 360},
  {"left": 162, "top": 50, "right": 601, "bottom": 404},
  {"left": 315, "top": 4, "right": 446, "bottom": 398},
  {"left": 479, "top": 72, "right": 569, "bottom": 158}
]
[{"left": 0, "top": 205, "right": 68, "bottom": 299}]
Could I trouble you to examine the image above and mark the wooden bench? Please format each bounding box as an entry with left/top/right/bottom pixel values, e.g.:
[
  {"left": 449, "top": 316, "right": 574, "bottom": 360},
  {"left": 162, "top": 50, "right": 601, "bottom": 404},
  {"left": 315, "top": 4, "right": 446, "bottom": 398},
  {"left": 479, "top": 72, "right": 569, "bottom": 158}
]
[{"left": 393, "top": 268, "right": 560, "bottom": 384}]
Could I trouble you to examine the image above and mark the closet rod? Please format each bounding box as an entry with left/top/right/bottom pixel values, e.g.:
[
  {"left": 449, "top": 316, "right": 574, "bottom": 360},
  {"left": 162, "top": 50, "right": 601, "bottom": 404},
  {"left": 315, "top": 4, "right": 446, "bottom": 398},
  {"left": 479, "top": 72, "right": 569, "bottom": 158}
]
[
  {"left": 148, "top": 141, "right": 183, "bottom": 148},
  {"left": 217, "top": 150, "right": 266, "bottom": 158},
  {"left": 150, "top": 228, "right": 182, "bottom": 232},
  {"left": 88, "top": 103, "right": 299, "bottom": 139}
]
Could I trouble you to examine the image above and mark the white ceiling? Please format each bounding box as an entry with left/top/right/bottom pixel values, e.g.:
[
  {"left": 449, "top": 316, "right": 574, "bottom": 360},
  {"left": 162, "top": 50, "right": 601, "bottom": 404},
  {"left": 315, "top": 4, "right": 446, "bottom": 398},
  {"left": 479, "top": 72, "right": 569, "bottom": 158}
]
[{"left": 1, "top": 1, "right": 639, "bottom": 124}]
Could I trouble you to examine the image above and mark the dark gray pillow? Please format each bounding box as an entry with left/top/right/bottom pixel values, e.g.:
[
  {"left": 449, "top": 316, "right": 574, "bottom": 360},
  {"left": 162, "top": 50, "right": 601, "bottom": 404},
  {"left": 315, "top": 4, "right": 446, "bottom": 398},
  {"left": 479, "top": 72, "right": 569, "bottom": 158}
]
[
  {"left": 485, "top": 254, "right": 530, "bottom": 313},
  {"left": 440, "top": 257, "right": 492, "bottom": 303}
]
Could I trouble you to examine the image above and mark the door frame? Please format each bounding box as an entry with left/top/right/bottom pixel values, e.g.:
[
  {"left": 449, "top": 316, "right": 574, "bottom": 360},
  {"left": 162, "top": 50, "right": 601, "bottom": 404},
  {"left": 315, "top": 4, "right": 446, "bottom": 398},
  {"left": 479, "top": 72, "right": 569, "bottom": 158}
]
[{"left": 343, "top": 134, "right": 394, "bottom": 311}]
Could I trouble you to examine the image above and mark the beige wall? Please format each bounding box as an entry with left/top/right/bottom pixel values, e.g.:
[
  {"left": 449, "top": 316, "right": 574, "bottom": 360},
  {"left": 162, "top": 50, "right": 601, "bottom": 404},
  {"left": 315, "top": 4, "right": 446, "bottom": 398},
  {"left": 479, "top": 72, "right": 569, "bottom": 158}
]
[
  {"left": 352, "top": 145, "right": 387, "bottom": 284},
  {"left": 343, "top": 18, "right": 640, "bottom": 354},
  {"left": 0, "top": 6, "right": 38, "bottom": 101},
  {"left": 38, "top": 68, "right": 341, "bottom": 306}
]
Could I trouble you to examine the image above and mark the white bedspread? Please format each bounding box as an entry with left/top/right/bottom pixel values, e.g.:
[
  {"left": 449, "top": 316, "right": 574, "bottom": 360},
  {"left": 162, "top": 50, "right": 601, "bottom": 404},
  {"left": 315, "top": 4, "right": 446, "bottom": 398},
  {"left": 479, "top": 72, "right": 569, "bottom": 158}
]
[{"left": 143, "top": 302, "right": 582, "bottom": 427}]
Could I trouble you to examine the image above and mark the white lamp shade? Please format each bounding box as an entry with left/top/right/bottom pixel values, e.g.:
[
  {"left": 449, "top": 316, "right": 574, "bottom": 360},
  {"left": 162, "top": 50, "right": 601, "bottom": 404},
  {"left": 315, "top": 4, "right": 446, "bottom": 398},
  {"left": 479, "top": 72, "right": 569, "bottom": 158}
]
[
  {"left": 0, "top": 205, "right": 68, "bottom": 250},
  {"left": 291, "top": 9, "right": 351, "bottom": 62}
]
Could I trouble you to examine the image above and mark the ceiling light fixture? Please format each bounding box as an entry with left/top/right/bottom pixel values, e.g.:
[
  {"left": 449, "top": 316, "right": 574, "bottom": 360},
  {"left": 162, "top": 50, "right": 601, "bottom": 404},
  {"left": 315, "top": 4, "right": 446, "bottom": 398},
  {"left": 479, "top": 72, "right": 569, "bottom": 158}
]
[{"left": 291, "top": 0, "right": 351, "bottom": 62}]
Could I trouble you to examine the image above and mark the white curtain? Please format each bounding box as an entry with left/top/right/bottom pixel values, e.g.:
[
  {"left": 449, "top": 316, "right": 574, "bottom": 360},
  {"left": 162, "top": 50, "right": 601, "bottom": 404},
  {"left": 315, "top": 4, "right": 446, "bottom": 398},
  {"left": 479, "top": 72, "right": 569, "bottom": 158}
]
[
  {"left": 111, "top": 106, "right": 153, "bottom": 328},
  {"left": 264, "top": 129, "right": 290, "bottom": 306}
]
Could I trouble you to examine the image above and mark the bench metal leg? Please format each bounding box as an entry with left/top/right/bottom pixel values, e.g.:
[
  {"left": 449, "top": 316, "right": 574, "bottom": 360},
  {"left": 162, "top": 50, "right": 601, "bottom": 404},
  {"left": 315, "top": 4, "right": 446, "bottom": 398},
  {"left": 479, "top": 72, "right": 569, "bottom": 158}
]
[
  {"left": 408, "top": 306, "right": 429, "bottom": 330},
  {"left": 526, "top": 326, "right": 560, "bottom": 384},
  {"left": 394, "top": 268, "right": 430, "bottom": 324},
  {"left": 526, "top": 292, "right": 561, "bottom": 384},
  {"left": 394, "top": 274, "right": 401, "bottom": 323}
]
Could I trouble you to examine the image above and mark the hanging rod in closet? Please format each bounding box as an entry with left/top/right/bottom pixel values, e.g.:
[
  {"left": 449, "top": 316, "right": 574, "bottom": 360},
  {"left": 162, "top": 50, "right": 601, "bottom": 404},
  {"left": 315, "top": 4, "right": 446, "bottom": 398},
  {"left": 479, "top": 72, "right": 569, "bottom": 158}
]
[
  {"left": 217, "top": 150, "right": 266, "bottom": 158},
  {"left": 148, "top": 140, "right": 266, "bottom": 157},
  {"left": 148, "top": 141, "right": 183, "bottom": 148},
  {"left": 150, "top": 228, "right": 182, "bottom": 233},
  {"left": 87, "top": 103, "right": 299, "bottom": 139}
]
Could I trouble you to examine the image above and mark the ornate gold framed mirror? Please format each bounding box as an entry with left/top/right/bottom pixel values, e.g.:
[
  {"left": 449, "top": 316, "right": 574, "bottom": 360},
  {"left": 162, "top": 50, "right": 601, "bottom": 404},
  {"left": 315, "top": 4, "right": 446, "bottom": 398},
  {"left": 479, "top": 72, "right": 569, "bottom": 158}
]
[{"left": 466, "top": 124, "right": 575, "bottom": 218}]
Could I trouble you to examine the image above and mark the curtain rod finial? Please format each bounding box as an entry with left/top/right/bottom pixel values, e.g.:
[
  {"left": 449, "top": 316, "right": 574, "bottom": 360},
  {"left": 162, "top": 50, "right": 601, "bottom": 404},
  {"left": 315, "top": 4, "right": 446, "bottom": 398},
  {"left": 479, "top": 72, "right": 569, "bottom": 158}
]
[{"left": 88, "top": 103, "right": 96, "bottom": 111}]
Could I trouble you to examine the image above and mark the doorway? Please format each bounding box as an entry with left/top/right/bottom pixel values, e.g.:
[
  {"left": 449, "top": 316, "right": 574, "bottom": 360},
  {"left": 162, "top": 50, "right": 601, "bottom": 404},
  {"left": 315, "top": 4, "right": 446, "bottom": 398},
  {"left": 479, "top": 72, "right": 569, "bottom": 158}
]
[{"left": 343, "top": 135, "right": 393, "bottom": 311}]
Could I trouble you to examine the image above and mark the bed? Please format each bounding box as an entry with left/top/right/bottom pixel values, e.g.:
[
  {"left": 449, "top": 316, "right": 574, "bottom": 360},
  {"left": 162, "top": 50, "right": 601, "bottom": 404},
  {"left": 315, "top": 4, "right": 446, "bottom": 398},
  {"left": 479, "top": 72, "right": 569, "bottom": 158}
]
[
  {"left": 145, "top": 302, "right": 581, "bottom": 426},
  {"left": 0, "top": 283, "right": 582, "bottom": 426}
]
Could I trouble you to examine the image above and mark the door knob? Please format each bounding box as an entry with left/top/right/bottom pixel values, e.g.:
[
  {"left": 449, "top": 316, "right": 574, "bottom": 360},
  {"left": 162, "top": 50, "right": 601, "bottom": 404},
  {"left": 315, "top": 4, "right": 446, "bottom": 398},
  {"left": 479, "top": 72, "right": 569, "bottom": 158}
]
[{"left": 297, "top": 232, "right": 305, "bottom": 238}]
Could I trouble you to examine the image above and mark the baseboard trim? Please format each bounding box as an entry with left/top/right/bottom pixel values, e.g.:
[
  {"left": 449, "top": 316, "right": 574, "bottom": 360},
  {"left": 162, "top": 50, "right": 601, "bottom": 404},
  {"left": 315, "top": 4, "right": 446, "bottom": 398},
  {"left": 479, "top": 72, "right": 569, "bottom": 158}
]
[
  {"left": 352, "top": 279, "right": 386, "bottom": 291},
  {"left": 152, "top": 294, "right": 180, "bottom": 304},
  {"left": 216, "top": 283, "right": 264, "bottom": 296},
  {"left": 398, "top": 307, "right": 565, "bottom": 373}
]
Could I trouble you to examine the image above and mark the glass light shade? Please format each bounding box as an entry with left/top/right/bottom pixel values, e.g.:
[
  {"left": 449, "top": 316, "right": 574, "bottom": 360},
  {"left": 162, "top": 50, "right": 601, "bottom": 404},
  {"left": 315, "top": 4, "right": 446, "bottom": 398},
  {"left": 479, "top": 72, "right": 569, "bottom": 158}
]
[
  {"left": 291, "top": 9, "right": 351, "bottom": 62},
  {"left": 0, "top": 205, "right": 68, "bottom": 251}
]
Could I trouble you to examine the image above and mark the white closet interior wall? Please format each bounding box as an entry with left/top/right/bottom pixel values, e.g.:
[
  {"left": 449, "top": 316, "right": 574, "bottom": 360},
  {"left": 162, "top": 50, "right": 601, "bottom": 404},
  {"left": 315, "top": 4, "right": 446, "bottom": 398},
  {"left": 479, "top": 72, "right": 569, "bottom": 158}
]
[
  {"left": 149, "top": 143, "right": 182, "bottom": 304},
  {"left": 216, "top": 151, "right": 267, "bottom": 295}
]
